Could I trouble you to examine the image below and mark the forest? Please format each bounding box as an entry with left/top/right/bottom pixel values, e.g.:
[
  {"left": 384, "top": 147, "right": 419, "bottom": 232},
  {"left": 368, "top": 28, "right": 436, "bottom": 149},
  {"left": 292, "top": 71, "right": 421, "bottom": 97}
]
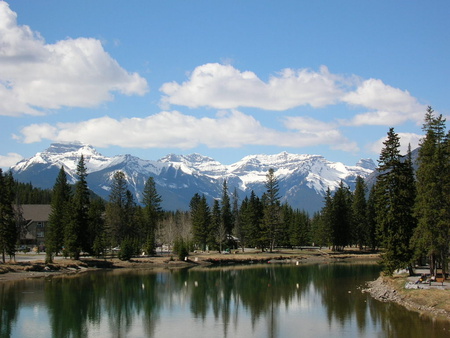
[{"left": 0, "top": 107, "right": 449, "bottom": 277}]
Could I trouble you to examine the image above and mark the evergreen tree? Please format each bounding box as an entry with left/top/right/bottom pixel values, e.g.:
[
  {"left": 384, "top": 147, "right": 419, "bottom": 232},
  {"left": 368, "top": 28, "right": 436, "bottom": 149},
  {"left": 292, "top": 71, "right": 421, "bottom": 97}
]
[
  {"left": 46, "top": 167, "right": 72, "bottom": 263},
  {"left": 105, "top": 171, "right": 128, "bottom": 248},
  {"left": 65, "top": 155, "right": 90, "bottom": 259},
  {"left": 231, "top": 188, "right": 243, "bottom": 251},
  {"left": 262, "top": 168, "right": 281, "bottom": 252},
  {"left": 0, "top": 170, "right": 16, "bottom": 262},
  {"left": 88, "top": 198, "right": 106, "bottom": 257},
  {"left": 375, "top": 128, "right": 417, "bottom": 275},
  {"left": 331, "top": 181, "right": 353, "bottom": 251},
  {"left": 352, "top": 176, "right": 368, "bottom": 250},
  {"left": 190, "top": 194, "right": 210, "bottom": 250},
  {"left": 412, "top": 107, "right": 449, "bottom": 276},
  {"left": 241, "top": 191, "right": 263, "bottom": 249},
  {"left": 220, "top": 179, "right": 233, "bottom": 246},
  {"left": 366, "top": 185, "right": 379, "bottom": 251},
  {"left": 289, "top": 208, "right": 311, "bottom": 248},
  {"left": 317, "top": 188, "right": 333, "bottom": 248},
  {"left": 142, "top": 176, "right": 162, "bottom": 255},
  {"left": 211, "top": 199, "right": 223, "bottom": 251}
]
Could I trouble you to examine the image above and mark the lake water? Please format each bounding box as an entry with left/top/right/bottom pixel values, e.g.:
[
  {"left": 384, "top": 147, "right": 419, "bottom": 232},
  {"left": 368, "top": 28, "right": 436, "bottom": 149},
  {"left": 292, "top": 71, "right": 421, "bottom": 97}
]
[{"left": 1, "top": 263, "right": 449, "bottom": 337}]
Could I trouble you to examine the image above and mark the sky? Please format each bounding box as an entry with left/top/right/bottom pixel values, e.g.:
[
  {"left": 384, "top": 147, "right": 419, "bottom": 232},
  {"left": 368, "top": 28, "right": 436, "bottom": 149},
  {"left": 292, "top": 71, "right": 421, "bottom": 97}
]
[{"left": 1, "top": 0, "right": 449, "bottom": 169}]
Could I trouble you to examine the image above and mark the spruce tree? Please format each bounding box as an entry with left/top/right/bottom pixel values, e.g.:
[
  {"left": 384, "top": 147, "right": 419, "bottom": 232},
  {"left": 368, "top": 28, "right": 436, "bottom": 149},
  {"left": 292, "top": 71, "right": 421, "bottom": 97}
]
[
  {"left": 352, "top": 176, "right": 368, "bottom": 250},
  {"left": 412, "top": 107, "right": 449, "bottom": 276},
  {"left": 0, "top": 170, "right": 16, "bottom": 263},
  {"left": 105, "top": 171, "right": 128, "bottom": 247},
  {"left": 142, "top": 176, "right": 162, "bottom": 255},
  {"left": 366, "top": 185, "right": 379, "bottom": 251},
  {"left": 331, "top": 181, "right": 353, "bottom": 251},
  {"left": 262, "top": 168, "right": 281, "bottom": 252},
  {"left": 375, "top": 128, "right": 416, "bottom": 275},
  {"left": 190, "top": 194, "right": 210, "bottom": 251},
  {"left": 65, "top": 155, "right": 90, "bottom": 259},
  {"left": 220, "top": 179, "right": 233, "bottom": 246},
  {"left": 88, "top": 198, "right": 106, "bottom": 258},
  {"left": 46, "top": 166, "right": 72, "bottom": 263},
  {"left": 240, "top": 191, "right": 263, "bottom": 249}
]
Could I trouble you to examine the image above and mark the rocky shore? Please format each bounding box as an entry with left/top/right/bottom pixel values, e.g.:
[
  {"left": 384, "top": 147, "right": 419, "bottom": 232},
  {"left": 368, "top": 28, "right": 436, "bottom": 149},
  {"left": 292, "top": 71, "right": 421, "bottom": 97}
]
[{"left": 363, "top": 275, "right": 450, "bottom": 320}]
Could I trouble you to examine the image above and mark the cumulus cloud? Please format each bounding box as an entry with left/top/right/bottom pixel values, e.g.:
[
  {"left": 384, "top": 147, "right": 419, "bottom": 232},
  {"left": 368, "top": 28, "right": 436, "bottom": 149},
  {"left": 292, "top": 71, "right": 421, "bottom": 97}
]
[
  {"left": 160, "top": 63, "right": 344, "bottom": 110},
  {"left": 341, "top": 79, "right": 426, "bottom": 126},
  {"left": 0, "top": 2, "right": 148, "bottom": 116},
  {"left": 368, "top": 132, "right": 422, "bottom": 156},
  {"left": 160, "top": 63, "right": 427, "bottom": 128},
  {"left": 0, "top": 152, "right": 23, "bottom": 168},
  {"left": 283, "top": 116, "right": 358, "bottom": 152},
  {"left": 15, "top": 110, "right": 358, "bottom": 151}
]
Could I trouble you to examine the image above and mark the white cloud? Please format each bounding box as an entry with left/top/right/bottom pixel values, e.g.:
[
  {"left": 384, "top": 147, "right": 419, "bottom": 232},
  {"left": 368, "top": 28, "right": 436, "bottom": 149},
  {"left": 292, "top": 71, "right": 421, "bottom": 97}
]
[
  {"left": 342, "top": 79, "right": 426, "bottom": 126},
  {"left": 0, "top": 2, "right": 148, "bottom": 116},
  {"left": 160, "top": 63, "right": 343, "bottom": 110},
  {"left": 0, "top": 152, "right": 23, "bottom": 168},
  {"left": 16, "top": 110, "right": 358, "bottom": 151},
  {"left": 368, "top": 132, "right": 422, "bottom": 156},
  {"left": 283, "top": 116, "right": 358, "bottom": 152},
  {"left": 160, "top": 63, "right": 427, "bottom": 129}
]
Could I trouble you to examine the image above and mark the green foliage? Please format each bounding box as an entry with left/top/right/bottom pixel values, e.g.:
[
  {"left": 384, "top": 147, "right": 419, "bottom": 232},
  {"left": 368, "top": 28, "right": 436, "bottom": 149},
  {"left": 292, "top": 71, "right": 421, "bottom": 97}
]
[
  {"left": 13, "top": 181, "right": 52, "bottom": 204},
  {"left": 412, "top": 107, "right": 450, "bottom": 276},
  {"left": 142, "top": 176, "right": 163, "bottom": 255},
  {"left": 64, "top": 155, "right": 91, "bottom": 260},
  {"left": 190, "top": 193, "right": 211, "bottom": 250},
  {"left": 374, "top": 128, "right": 416, "bottom": 275},
  {"left": 352, "top": 176, "right": 368, "bottom": 250},
  {"left": 118, "top": 237, "right": 139, "bottom": 261},
  {"left": 0, "top": 170, "right": 17, "bottom": 262},
  {"left": 46, "top": 166, "right": 72, "bottom": 263},
  {"left": 173, "top": 237, "right": 189, "bottom": 261},
  {"left": 262, "top": 168, "right": 281, "bottom": 252}
]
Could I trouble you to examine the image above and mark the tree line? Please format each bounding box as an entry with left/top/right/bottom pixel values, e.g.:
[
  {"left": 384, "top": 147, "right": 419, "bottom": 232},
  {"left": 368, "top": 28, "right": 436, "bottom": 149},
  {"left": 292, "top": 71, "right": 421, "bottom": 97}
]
[{"left": 0, "top": 107, "right": 448, "bottom": 277}]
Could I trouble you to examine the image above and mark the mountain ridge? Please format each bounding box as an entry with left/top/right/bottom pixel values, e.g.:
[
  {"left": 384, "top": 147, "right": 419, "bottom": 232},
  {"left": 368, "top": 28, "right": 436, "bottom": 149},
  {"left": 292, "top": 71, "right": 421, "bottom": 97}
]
[{"left": 10, "top": 142, "right": 376, "bottom": 214}]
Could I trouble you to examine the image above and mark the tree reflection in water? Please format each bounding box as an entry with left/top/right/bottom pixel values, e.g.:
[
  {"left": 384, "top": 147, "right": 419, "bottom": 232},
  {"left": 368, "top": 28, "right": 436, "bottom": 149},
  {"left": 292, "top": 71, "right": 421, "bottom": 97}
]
[{"left": 1, "top": 264, "right": 449, "bottom": 337}]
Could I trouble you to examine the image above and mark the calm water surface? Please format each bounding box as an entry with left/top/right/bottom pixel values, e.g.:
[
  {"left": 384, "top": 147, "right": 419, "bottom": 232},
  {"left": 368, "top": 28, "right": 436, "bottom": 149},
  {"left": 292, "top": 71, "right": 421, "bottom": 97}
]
[{"left": 1, "top": 263, "right": 449, "bottom": 338}]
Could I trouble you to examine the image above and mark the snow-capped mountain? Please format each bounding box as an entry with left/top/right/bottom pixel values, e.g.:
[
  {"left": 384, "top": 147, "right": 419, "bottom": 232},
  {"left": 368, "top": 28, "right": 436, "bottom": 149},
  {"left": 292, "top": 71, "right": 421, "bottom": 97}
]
[{"left": 10, "top": 142, "right": 375, "bottom": 214}]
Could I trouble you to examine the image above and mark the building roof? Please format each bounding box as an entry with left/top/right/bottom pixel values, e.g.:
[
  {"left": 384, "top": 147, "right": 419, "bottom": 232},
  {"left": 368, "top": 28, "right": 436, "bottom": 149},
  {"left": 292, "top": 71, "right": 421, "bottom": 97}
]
[{"left": 20, "top": 204, "right": 52, "bottom": 222}]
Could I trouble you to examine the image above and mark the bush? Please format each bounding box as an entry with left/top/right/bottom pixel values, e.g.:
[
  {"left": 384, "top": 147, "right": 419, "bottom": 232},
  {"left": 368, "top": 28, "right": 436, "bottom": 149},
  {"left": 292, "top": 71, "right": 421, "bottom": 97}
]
[
  {"left": 173, "top": 238, "right": 189, "bottom": 261},
  {"left": 118, "top": 238, "right": 136, "bottom": 261}
]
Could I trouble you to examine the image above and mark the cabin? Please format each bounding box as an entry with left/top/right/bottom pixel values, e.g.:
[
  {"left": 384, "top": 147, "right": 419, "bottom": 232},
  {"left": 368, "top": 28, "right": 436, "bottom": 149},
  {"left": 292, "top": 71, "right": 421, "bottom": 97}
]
[{"left": 18, "top": 204, "right": 51, "bottom": 248}]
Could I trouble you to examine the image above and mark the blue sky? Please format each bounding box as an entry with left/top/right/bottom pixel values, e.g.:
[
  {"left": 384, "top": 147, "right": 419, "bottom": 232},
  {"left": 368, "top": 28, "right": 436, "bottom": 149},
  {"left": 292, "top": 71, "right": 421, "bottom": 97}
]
[{"left": 1, "top": 0, "right": 449, "bottom": 169}]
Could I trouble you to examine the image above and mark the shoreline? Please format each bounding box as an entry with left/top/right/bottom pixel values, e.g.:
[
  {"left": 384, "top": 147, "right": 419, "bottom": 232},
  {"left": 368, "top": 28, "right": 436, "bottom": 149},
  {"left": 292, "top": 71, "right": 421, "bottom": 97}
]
[
  {"left": 3, "top": 249, "right": 449, "bottom": 322},
  {"left": 363, "top": 274, "right": 450, "bottom": 321},
  {"left": 0, "top": 248, "right": 378, "bottom": 282}
]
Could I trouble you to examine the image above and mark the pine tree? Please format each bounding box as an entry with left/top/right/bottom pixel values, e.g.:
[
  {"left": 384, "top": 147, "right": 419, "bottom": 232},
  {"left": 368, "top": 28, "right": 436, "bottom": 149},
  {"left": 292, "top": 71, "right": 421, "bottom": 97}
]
[
  {"left": 46, "top": 166, "right": 72, "bottom": 263},
  {"left": 105, "top": 171, "right": 128, "bottom": 248},
  {"left": 375, "top": 128, "right": 417, "bottom": 275},
  {"left": 413, "top": 107, "right": 449, "bottom": 276},
  {"left": 352, "top": 176, "right": 368, "bottom": 250},
  {"left": 262, "top": 168, "right": 281, "bottom": 252},
  {"left": 65, "top": 155, "right": 90, "bottom": 259},
  {"left": 190, "top": 194, "right": 210, "bottom": 251},
  {"left": 142, "top": 176, "right": 162, "bottom": 255},
  {"left": 240, "top": 191, "right": 263, "bottom": 249},
  {"left": 366, "top": 185, "right": 379, "bottom": 251},
  {"left": 331, "top": 181, "right": 353, "bottom": 251},
  {"left": 0, "top": 170, "right": 16, "bottom": 263},
  {"left": 220, "top": 179, "right": 233, "bottom": 246},
  {"left": 89, "top": 198, "right": 106, "bottom": 257}
]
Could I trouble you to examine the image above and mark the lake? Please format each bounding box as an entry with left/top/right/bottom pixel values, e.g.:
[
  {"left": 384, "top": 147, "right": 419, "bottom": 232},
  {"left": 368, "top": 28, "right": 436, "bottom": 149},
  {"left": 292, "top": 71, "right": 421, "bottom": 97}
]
[{"left": 1, "top": 263, "right": 449, "bottom": 337}]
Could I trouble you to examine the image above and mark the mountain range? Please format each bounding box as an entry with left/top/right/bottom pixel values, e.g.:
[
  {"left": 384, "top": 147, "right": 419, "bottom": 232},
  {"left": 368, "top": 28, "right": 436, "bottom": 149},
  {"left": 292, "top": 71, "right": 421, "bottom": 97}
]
[{"left": 10, "top": 142, "right": 376, "bottom": 214}]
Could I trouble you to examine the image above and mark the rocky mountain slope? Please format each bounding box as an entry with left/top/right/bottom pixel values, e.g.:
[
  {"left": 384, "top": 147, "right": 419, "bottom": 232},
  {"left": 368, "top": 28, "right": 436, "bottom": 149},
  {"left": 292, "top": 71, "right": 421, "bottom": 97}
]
[{"left": 10, "top": 142, "right": 376, "bottom": 214}]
